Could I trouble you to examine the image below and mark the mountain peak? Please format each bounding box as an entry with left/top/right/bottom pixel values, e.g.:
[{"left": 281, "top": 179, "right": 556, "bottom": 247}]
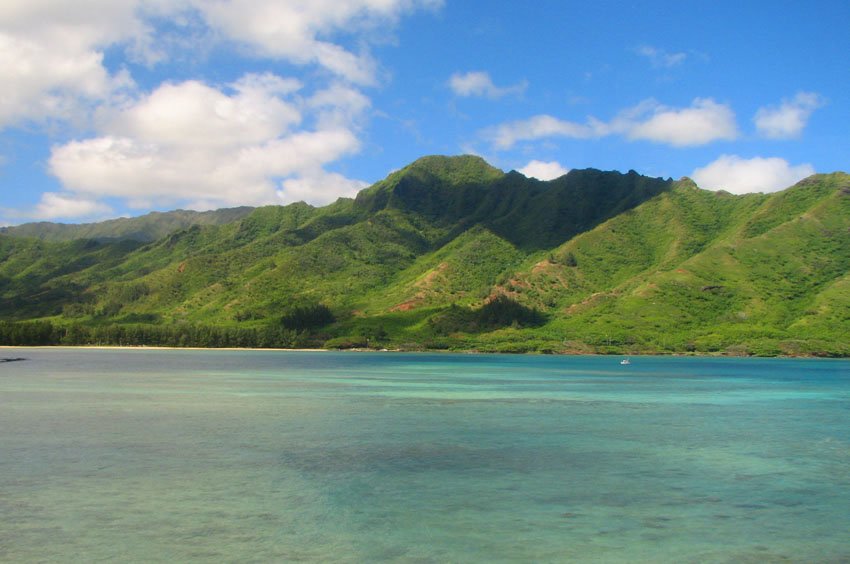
[
  {"left": 401, "top": 154, "right": 504, "bottom": 186},
  {"left": 674, "top": 177, "right": 700, "bottom": 190},
  {"left": 354, "top": 155, "right": 505, "bottom": 214}
]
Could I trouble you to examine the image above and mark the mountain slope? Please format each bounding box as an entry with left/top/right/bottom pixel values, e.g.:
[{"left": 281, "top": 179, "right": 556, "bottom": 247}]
[
  {"left": 1, "top": 156, "right": 847, "bottom": 355},
  {"left": 0, "top": 236, "right": 142, "bottom": 319},
  {"left": 477, "top": 172, "right": 850, "bottom": 354}
]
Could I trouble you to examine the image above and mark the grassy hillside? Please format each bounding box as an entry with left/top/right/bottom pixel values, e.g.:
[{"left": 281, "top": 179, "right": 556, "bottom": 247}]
[
  {"left": 1, "top": 156, "right": 848, "bottom": 356},
  {"left": 0, "top": 236, "right": 142, "bottom": 320}
]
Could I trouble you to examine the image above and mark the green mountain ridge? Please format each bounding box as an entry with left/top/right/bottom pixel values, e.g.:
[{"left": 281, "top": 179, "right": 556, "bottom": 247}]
[
  {"left": 0, "top": 206, "right": 255, "bottom": 242},
  {"left": 2, "top": 155, "right": 849, "bottom": 356}
]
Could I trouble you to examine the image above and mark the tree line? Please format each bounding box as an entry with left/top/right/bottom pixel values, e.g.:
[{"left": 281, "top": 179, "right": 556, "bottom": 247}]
[{"left": 0, "top": 320, "right": 315, "bottom": 349}]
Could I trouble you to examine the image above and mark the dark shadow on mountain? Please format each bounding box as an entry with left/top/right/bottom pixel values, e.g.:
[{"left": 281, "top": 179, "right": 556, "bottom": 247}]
[{"left": 354, "top": 156, "right": 673, "bottom": 252}]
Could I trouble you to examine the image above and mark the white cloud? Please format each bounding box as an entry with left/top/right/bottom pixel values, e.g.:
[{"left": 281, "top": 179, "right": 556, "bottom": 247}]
[
  {"left": 2, "top": 1, "right": 440, "bottom": 220},
  {"left": 635, "top": 45, "right": 687, "bottom": 68},
  {"left": 194, "top": 0, "right": 442, "bottom": 85},
  {"left": 104, "top": 76, "right": 303, "bottom": 149},
  {"left": 0, "top": 1, "right": 159, "bottom": 55},
  {"left": 278, "top": 170, "right": 368, "bottom": 205},
  {"left": 47, "top": 73, "right": 368, "bottom": 215},
  {"left": 33, "top": 192, "right": 114, "bottom": 220},
  {"left": 0, "top": 0, "right": 187, "bottom": 128},
  {"left": 518, "top": 160, "right": 569, "bottom": 181},
  {"left": 484, "top": 115, "right": 600, "bottom": 150},
  {"left": 613, "top": 98, "right": 738, "bottom": 147},
  {"left": 0, "top": 0, "right": 439, "bottom": 129},
  {"left": 0, "top": 32, "right": 131, "bottom": 128},
  {"left": 483, "top": 98, "right": 737, "bottom": 150},
  {"left": 754, "top": 92, "right": 824, "bottom": 139},
  {"left": 307, "top": 82, "right": 372, "bottom": 129},
  {"left": 448, "top": 71, "right": 527, "bottom": 99},
  {"left": 691, "top": 155, "right": 815, "bottom": 194}
]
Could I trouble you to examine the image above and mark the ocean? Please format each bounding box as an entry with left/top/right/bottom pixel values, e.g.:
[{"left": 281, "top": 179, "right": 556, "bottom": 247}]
[{"left": 1, "top": 349, "right": 848, "bottom": 562}]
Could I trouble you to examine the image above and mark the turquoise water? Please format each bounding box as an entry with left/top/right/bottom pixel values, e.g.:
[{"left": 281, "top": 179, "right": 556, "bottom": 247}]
[{"left": 1, "top": 349, "right": 848, "bottom": 562}]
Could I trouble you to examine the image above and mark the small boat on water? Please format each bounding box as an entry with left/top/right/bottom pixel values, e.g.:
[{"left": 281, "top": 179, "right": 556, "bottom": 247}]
[{"left": 620, "top": 358, "right": 631, "bottom": 365}]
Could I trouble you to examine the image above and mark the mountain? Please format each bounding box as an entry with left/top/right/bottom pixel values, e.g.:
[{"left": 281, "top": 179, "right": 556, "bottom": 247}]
[
  {"left": 1, "top": 155, "right": 848, "bottom": 356},
  {"left": 0, "top": 206, "right": 254, "bottom": 242}
]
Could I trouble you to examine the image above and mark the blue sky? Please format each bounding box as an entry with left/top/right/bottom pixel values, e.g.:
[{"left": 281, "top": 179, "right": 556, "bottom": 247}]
[{"left": 1, "top": 0, "right": 848, "bottom": 225}]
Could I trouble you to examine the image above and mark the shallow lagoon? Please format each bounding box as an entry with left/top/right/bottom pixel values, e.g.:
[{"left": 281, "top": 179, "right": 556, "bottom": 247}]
[{"left": 1, "top": 349, "right": 848, "bottom": 562}]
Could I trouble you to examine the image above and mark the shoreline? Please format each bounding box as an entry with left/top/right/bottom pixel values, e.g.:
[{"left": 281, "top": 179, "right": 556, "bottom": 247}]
[
  {"left": 1, "top": 344, "right": 846, "bottom": 359},
  {"left": 0, "top": 345, "right": 327, "bottom": 353}
]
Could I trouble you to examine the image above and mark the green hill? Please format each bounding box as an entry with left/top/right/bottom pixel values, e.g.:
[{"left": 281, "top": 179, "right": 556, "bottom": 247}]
[{"left": 1, "top": 156, "right": 848, "bottom": 356}]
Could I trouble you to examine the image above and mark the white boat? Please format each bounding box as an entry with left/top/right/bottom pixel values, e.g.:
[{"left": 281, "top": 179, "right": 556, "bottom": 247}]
[{"left": 620, "top": 358, "right": 631, "bottom": 365}]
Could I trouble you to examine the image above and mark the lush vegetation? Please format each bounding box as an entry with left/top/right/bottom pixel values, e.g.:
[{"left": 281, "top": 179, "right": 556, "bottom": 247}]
[
  {"left": 2, "top": 155, "right": 848, "bottom": 356},
  {"left": 0, "top": 320, "right": 309, "bottom": 348}
]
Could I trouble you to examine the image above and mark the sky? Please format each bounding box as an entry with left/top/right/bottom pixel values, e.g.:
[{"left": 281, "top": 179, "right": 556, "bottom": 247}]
[{"left": 0, "top": 0, "right": 848, "bottom": 226}]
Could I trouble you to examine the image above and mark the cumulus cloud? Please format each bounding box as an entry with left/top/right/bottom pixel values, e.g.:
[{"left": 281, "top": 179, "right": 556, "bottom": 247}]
[
  {"left": 635, "top": 45, "right": 687, "bottom": 68},
  {"left": 104, "top": 75, "right": 303, "bottom": 148},
  {"left": 754, "top": 92, "right": 824, "bottom": 139},
  {"left": 278, "top": 170, "right": 368, "bottom": 204},
  {"left": 518, "top": 160, "right": 569, "bottom": 181},
  {"left": 448, "top": 71, "right": 527, "bottom": 99},
  {"left": 2, "top": 1, "right": 442, "bottom": 220},
  {"left": 33, "top": 192, "right": 114, "bottom": 220},
  {"left": 0, "top": 0, "right": 439, "bottom": 129},
  {"left": 484, "top": 115, "right": 600, "bottom": 150},
  {"left": 48, "top": 73, "right": 369, "bottom": 213},
  {"left": 612, "top": 98, "right": 738, "bottom": 147},
  {"left": 306, "top": 82, "right": 372, "bottom": 129},
  {"left": 0, "top": 0, "right": 145, "bottom": 127},
  {"left": 195, "top": 0, "right": 442, "bottom": 86},
  {"left": 691, "top": 155, "right": 815, "bottom": 194},
  {"left": 483, "top": 98, "right": 738, "bottom": 150}
]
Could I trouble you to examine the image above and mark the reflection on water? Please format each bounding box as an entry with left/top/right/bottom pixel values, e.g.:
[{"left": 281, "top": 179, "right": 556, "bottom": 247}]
[{"left": 1, "top": 349, "right": 849, "bottom": 562}]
